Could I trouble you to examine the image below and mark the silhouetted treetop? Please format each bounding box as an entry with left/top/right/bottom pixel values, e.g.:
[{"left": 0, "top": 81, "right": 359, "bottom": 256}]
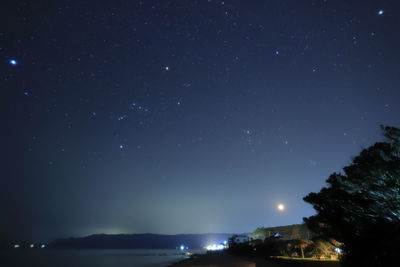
[{"left": 303, "top": 125, "right": 400, "bottom": 267}]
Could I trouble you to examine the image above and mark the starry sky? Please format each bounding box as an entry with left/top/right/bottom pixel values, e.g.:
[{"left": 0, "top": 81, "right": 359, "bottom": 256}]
[{"left": 1, "top": 0, "right": 400, "bottom": 243}]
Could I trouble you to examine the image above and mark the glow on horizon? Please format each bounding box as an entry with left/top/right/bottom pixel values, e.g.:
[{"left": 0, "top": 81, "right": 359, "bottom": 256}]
[{"left": 206, "top": 244, "right": 225, "bottom": 251}]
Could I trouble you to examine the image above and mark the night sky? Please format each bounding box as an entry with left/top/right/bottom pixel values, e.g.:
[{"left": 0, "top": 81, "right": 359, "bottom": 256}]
[{"left": 2, "top": 0, "right": 400, "bottom": 243}]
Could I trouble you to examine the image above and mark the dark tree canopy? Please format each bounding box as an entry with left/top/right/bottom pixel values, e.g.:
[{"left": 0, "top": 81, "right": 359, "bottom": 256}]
[{"left": 303, "top": 126, "right": 400, "bottom": 267}]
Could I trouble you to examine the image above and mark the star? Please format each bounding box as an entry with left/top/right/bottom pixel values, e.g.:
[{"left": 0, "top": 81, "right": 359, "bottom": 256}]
[
  {"left": 9, "top": 59, "right": 18, "bottom": 66},
  {"left": 117, "top": 114, "right": 128, "bottom": 121},
  {"left": 119, "top": 144, "right": 124, "bottom": 150},
  {"left": 24, "top": 91, "right": 29, "bottom": 96},
  {"left": 177, "top": 101, "right": 181, "bottom": 105},
  {"left": 165, "top": 66, "right": 170, "bottom": 71},
  {"left": 378, "top": 9, "right": 384, "bottom": 16},
  {"left": 275, "top": 50, "right": 280, "bottom": 55}
]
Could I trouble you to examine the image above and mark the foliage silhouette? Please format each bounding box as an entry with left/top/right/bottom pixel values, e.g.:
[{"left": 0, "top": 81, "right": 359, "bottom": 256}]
[{"left": 304, "top": 126, "right": 400, "bottom": 266}]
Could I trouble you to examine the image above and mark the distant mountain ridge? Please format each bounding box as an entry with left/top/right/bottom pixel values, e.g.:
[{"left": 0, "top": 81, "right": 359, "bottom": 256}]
[{"left": 49, "top": 233, "right": 233, "bottom": 249}]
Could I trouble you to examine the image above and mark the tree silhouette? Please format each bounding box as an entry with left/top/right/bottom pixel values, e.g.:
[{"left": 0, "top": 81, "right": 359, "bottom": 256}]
[{"left": 303, "top": 126, "right": 400, "bottom": 267}]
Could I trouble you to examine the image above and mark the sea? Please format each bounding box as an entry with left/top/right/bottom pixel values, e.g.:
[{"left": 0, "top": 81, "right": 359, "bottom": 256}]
[{"left": 0, "top": 249, "right": 205, "bottom": 267}]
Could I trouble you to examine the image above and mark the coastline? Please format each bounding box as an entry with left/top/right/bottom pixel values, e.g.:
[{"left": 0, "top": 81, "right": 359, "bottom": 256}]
[
  {"left": 168, "top": 252, "right": 341, "bottom": 267},
  {"left": 168, "top": 252, "right": 280, "bottom": 267}
]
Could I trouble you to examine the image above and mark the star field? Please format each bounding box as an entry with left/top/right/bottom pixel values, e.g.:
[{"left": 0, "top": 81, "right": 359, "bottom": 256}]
[{"left": 1, "top": 0, "right": 400, "bottom": 242}]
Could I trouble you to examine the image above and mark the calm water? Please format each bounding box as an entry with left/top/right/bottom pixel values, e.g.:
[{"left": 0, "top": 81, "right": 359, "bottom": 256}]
[{"left": 0, "top": 249, "right": 205, "bottom": 267}]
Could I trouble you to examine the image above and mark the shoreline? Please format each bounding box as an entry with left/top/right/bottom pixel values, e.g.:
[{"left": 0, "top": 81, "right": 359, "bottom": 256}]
[
  {"left": 168, "top": 252, "right": 265, "bottom": 267},
  {"left": 168, "top": 252, "right": 341, "bottom": 267}
]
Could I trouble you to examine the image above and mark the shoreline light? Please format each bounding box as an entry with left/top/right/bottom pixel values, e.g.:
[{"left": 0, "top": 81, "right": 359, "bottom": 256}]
[{"left": 206, "top": 243, "right": 225, "bottom": 251}]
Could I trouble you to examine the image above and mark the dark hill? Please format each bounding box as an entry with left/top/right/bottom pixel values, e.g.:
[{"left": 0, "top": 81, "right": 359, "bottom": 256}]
[{"left": 49, "top": 233, "right": 233, "bottom": 249}]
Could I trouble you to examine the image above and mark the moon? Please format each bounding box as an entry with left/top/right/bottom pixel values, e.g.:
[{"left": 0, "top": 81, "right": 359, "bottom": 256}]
[{"left": 277, "top": 203, "right": 285, "bottom": 211}]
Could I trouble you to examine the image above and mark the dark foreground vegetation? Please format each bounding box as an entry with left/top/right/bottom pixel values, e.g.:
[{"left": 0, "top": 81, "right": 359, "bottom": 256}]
[
  {"left": 303, "top": 126, "right": 400, "bottom": 267},
  {"left": 225, "top": 126, "right": 399, "bottom": 267},
  {"left": 228, "top": 237, "right": 340, "bottom": 261}
]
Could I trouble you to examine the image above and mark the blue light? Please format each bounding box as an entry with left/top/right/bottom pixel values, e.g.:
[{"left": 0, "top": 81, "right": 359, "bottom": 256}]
[
  {"left": 9, "top": 59, "right": 18, "bottom": 66},
  {"left": 275, "top": 50, "right": 280, "bottom": 55},
  {"left": 180, "top": 245, "right": 185, "bottom": 251},
  {"left": 378, "top": 9, "right": 384, "bottom": 15}
]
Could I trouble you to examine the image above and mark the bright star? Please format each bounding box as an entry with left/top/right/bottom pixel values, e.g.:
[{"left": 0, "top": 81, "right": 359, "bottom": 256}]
[
  {"left": 119, "top": 145, "right": 124, "bottom": 149},
  {"left": 378, "top": 9, "right": 384, "bottom": 15},
  {"left": 9, "top": 59, "right": 18, "bottom": 66},
  {"left": 165, "top": 66, "right": 170, "bottom": 71},
  {"left": 275, "top": 50, "right": 280, "bottom": 55}
]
